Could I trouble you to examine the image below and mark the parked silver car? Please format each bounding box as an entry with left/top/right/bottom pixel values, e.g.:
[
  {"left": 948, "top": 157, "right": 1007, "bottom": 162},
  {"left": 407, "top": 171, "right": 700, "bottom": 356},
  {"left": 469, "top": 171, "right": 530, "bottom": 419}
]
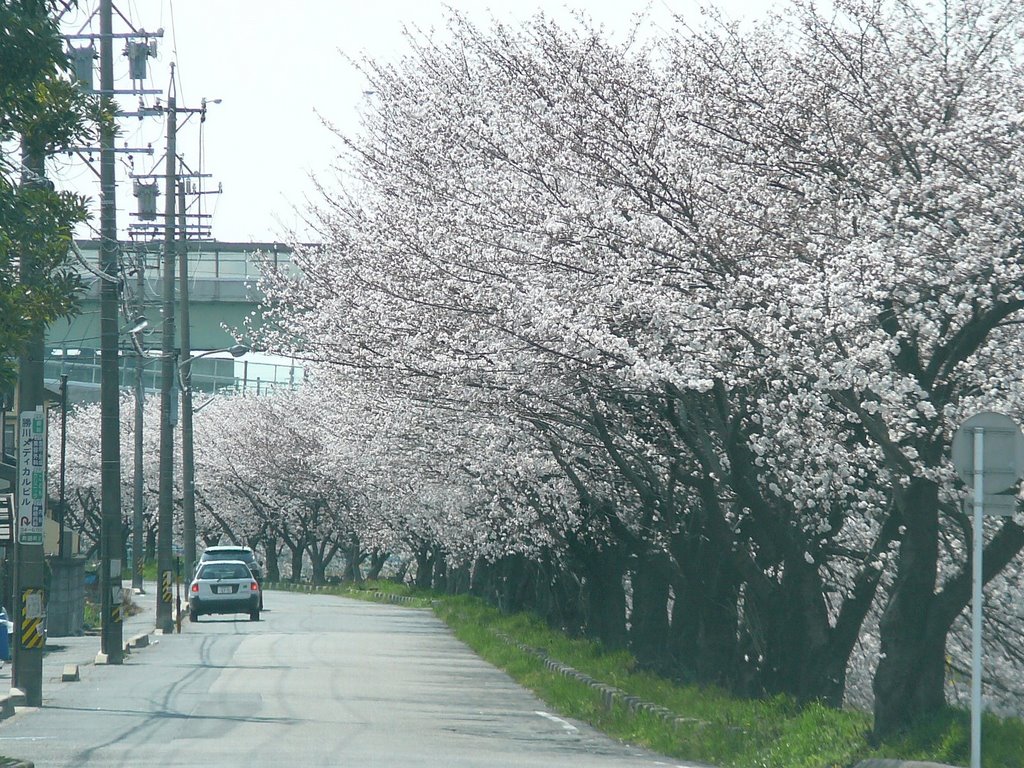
[{"left": 188, "top": 560, "right": 261, "bottom": 622}]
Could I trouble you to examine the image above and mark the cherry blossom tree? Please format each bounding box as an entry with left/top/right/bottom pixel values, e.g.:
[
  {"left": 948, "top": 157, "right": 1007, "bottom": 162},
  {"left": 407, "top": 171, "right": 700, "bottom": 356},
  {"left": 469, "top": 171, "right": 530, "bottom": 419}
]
[
  {"left": 49, "top": 391, "right": 162, "bottom": 559},
  {"left": 244, "top": 0, "right": 1024, "bottom": 735}
]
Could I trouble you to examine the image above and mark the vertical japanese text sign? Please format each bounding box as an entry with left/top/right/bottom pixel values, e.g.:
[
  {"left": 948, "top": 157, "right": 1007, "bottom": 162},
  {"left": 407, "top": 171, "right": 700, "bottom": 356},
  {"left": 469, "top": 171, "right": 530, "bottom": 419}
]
[{"left": 17, "top": 409, "right": 46, "bottom": 545}]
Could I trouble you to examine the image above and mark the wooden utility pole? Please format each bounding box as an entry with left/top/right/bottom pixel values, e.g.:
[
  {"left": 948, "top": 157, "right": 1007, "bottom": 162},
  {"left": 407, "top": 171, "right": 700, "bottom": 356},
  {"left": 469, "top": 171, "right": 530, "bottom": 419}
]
[
  {"left": 178, "top": 179, "right": 196, "bottom": 583},
  {"left": 12, "top": 142, "right": 47, "bottom": 705},
  {"left": 156, "top": 81, "right": 177, "bottom": 634},
  {"left": 98, "top": 0, "right": 124, "bottom": 665},
  {"left": 132, "top": 254, "right": 145, "bottom": 594}
]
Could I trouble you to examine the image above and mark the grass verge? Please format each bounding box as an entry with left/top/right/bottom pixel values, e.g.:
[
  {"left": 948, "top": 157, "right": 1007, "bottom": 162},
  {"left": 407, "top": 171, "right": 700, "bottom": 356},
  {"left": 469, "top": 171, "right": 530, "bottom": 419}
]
[{"left": 316, "top": 580, "right": 1024, "bottom": 768}]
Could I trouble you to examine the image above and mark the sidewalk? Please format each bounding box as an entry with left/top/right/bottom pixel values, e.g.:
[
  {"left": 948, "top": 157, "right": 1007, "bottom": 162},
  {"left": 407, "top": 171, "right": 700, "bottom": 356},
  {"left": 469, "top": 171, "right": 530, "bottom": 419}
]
[{"left": 0, "top": 582, "right": 177, "bottom": 705}]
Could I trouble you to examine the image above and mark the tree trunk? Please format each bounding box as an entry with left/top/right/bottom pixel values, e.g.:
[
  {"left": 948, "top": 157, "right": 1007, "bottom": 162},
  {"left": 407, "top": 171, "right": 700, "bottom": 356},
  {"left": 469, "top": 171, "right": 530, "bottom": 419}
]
[
  {"left": 289, "top": 542, "right": 304, "bottom": 583},
  {"left": 581, "top": 547, "right": 628, "bottom": 650},
  {"left": 447, "top": 563, "right": 470, "bottom": 595},
  {"left": 549, "top": 565, "right": 585, "bottom": 636},
  {"left": 393, "top": 558, "right": 410, "bottom": 584},
  {"left": 471, "top": 557, "right": 495, "bottom": 599},
  {"left": 743, "top": 555, "right": 838, "bottom": 704},
  {"left": 630, "top": 551, "right": 672, "bottom": 673},
  {"left": 873, "top": 479, "right": 942, "bottom": 738},
  {"left": 415, "top": 545, "right": 433, "bottom": 589},
  {"left": 311, "top": 556, "right": 327, "bottom": 585},
  {"left": 668, "top": 577, "right": 699, "bottom": 682},
  {"left": 695, "top": 565, "right": 740, "bottom": 688},
  {"left": 431, "top": 548, "right": 448, "bottom": 593},
  {"left": 263, "top": 537, "right": 281, "bottom": 583},
  {"left": 365, "top": 549, "right": 388, "bottom": 581}
]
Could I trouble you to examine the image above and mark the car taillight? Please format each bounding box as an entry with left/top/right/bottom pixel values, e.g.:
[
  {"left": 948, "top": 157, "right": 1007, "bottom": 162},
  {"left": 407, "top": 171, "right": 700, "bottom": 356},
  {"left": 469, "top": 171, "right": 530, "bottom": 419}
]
[
  {"left": 191, "top": 583, "right": 199, "bottom": 593},
  {"left": 251, "top": 582, "right": 259, "bottom": 591}
]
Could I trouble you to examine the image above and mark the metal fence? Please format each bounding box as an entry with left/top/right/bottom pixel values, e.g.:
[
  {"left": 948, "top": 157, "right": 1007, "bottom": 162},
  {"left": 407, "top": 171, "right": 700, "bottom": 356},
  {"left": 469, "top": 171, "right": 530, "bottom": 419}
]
[{"left": 44, "top": 353, "right": 303, "bottom": 400}]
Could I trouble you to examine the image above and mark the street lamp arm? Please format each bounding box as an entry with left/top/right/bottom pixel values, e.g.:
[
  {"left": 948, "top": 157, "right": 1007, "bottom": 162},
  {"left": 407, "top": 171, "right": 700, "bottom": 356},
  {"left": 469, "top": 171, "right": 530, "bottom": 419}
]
[{"left": 178, "top": 343, "right": 249, "bottom": 371}]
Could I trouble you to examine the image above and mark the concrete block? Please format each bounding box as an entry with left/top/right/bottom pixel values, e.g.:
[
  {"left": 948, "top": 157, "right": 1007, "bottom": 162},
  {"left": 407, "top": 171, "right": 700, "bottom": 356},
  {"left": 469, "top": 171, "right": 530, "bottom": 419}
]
[
  {"left": 0, "top": 694, "right": 13, "bottom": 720},
  {"left": 8, "top": 688, "right": 26, "bottom": 707},
  {"left": 95, "top": 651, "right": 109, "bottom": 665},
  {"left": 61, "top": 664, "right": 80, "bottom": 682},
  {"left": 129, "top": 633, "right": 149, "bottom": 649}
]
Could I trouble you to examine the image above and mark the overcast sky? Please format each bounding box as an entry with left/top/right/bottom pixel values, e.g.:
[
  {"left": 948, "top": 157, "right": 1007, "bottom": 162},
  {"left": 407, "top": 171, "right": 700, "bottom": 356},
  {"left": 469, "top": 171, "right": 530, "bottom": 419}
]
[{"left": 56, "top": 0, "right": 779, "bottom": 244}]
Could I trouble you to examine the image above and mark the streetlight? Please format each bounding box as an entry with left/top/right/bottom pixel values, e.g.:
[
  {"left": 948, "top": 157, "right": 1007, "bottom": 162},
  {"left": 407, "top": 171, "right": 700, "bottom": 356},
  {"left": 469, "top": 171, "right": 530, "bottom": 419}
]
[
  {"left": 178, "top": 344, "right": 248, "bottom": 583},
  {"left": 119, "top": 314, "right": 150, "bottom": 596},
  {"left": 123, "top": 315, "right": 149, "bottom": 337}
]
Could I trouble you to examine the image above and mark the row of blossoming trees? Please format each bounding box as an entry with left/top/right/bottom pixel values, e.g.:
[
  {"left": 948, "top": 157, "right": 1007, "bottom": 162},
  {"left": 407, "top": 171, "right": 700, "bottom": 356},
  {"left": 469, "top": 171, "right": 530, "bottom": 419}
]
[
  {"left": 56, "top": 0, "right": 1024, "bottom": 739},
  {"left": 251, "top": 0, "right": 1024, "bottom": 737}
]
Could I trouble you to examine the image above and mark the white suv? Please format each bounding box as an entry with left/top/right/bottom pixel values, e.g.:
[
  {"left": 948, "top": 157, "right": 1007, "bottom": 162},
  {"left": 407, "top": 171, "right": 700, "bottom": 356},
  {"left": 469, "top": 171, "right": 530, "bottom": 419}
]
[
  {"left": 189, "top": 560, "right": 260, "bottom": 622},
  {"left": 198, "top": 545, "right": 264, "bottom": 608}
]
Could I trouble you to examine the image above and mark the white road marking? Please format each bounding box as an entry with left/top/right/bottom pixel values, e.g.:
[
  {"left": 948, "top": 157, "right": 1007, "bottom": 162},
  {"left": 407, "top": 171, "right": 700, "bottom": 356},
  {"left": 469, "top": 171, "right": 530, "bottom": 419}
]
[{"left": 534, "top": 710, "right": 578, "bottom": 731}]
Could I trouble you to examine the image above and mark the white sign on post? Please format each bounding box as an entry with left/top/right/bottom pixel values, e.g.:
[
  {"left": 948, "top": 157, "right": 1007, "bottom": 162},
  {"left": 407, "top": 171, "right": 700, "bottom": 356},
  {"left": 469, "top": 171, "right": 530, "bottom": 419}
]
[
  {"left": 952, "top": 411, "right": 1024, "bottom": 768},
  {"left": 17, "top": 409, "right": 46, "bottom": 545}
]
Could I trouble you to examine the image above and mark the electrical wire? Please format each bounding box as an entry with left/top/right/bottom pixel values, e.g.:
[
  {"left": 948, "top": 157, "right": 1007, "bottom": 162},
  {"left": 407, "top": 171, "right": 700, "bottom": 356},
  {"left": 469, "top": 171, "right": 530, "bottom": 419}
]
[
  {"left": 168, "top": 0, "right": 183, "bottom": 103},
  {"left": 70, "top": 239, "right": 120, "bottom": 284}
]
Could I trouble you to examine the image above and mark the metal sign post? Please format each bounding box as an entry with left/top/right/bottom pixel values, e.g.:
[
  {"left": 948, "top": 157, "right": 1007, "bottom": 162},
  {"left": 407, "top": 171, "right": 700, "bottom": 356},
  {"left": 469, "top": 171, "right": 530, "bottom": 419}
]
[{"left": 952, "top": 412, "right": 1024, "bottom": 768}]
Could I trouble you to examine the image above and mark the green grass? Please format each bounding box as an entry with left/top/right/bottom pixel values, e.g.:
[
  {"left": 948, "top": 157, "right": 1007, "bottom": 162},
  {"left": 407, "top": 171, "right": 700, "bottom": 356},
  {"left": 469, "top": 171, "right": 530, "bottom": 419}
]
[
  {"left": 326, "top": 581, "right": 1024, "bottom": 768},
  {"left": 82, "top": 597, "right": 101, "bottom": 630}
]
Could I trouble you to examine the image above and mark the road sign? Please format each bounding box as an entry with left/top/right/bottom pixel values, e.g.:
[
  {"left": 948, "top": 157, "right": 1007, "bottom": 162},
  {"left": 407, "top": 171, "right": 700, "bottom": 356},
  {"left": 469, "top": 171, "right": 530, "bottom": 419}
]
[
  {"left": 952, "top": 411, "right": 1024, "bottom": 492},
  {"left": 17, "top": 410, "right": 46, "bottom": 545},
  {"left": 952, "top": 411, "right": 1024, "bottom": 768}
]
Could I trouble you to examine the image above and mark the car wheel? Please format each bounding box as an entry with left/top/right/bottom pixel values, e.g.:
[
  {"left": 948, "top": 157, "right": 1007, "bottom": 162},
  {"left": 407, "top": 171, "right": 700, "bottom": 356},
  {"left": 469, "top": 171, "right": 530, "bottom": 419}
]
[
  {"left": 249, "top": 609, "right": 260, "bottom": 622},
  {"left": 189, "top": 609, "right": 199, "bottom": 623}
]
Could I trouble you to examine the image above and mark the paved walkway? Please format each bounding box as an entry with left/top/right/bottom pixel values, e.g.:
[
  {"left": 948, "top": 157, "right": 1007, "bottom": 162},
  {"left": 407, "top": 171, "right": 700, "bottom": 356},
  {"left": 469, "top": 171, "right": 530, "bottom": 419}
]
[{"left": 0, "top": 583, "right": 175, "bottom": 699}]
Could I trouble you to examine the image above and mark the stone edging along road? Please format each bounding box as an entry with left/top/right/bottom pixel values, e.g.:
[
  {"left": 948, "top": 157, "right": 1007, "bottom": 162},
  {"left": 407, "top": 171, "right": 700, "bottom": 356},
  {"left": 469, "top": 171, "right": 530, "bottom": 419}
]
[{"left": 493, "top": 630, "right": 711, "bottom": 729}]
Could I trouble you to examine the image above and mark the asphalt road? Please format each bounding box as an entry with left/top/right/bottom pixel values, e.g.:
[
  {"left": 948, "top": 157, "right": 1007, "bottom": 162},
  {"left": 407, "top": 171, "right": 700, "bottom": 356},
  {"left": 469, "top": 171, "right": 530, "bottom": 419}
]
[{"left": 0, "top": 589, "right": 702, "bottom": 768}]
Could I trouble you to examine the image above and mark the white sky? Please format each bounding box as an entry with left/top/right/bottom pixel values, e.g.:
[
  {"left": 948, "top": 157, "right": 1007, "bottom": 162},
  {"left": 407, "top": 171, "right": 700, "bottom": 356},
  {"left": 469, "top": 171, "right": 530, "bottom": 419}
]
[{"left": 56, "top": 0, "right": 779, "bottom": 244}]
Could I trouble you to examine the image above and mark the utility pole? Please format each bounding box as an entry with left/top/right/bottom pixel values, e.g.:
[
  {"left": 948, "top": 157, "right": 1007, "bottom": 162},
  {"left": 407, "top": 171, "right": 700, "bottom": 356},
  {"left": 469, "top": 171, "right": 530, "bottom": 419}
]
[
  {"left": 12, "top": 143, "right": 47, "bottom": 706},
  {"left": 178, "top": 180, "right": 196, "bottom": 582},
  {"left": 156, "top": 79, "right": 177, "bottom": 634},
  {"left": 58, "top": 372, "right": 68, "bottom": 558},
  {"left": 132, "top": 254, "right": 145, "bottom": 594},
  {"left": 97, "top": 0, "right": 124, "bottom": 665}
]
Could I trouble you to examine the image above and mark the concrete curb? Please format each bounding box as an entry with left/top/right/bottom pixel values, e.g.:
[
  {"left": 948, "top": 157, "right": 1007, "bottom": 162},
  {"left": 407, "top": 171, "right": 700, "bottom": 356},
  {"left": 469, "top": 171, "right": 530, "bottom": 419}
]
[
  {"left": 265, "top": 583, "right": 430, "bottom": 608},
  {"left": 368, "top": 591, "right": 426, "bottom": 606},
  {"left": 0, "top": 691, "right": 14, "bottom": 721},
  {"left": 492, "top": 631, "right": 710, "bottom": 729},
  {"left": 128, "top": 633, "right": 149, "bottom": 649}
]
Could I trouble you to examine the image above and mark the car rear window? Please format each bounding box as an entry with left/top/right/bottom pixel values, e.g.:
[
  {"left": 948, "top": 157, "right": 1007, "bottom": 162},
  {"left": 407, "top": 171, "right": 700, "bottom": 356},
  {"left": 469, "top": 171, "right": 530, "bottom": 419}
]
[
  {"left": 204, "top": 550, "right": 254, "bottom": 563},
  {"left": 198, "top": 563, "right": 250, "bottom": 580}
]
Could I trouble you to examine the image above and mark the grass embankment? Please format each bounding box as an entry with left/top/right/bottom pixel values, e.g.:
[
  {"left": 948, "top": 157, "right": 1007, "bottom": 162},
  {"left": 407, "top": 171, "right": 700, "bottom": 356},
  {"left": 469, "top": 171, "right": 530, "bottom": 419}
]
[{"left": 280, "top": 580, "right": 1024, "bottom": 768}]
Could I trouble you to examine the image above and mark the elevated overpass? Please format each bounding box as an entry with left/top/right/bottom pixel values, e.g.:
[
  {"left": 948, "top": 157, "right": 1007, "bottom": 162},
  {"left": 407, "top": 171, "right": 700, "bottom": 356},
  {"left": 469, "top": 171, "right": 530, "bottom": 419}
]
[{"left": 45, "top": 239, "right": 303, "bottom": 402}]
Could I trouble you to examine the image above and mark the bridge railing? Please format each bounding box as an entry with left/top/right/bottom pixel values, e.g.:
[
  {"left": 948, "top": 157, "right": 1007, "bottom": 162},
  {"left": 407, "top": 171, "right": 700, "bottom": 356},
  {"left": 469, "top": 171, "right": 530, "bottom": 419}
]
[
  {"left": 44, "top": 352, "right": 303, "bottom": 401},
  {"left": 73, "top": 240, "right": 299, "bottom": 281}
]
